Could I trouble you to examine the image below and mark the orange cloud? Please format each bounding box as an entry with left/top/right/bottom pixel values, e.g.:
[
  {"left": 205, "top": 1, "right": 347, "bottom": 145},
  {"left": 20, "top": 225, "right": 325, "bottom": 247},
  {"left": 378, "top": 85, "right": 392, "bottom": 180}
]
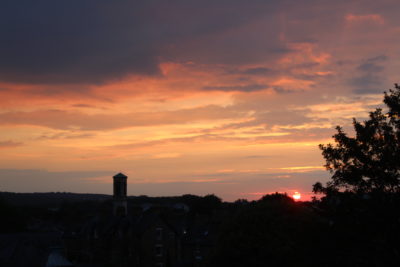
[
  {"left": 0, "top": 140, "right": 23, "bottom": 149},
  {"left": 345, "top": 14, "right": 384, "bottom": 25},
  {"left": 0, "top": 105, "right": 244, "bottom": 130}
]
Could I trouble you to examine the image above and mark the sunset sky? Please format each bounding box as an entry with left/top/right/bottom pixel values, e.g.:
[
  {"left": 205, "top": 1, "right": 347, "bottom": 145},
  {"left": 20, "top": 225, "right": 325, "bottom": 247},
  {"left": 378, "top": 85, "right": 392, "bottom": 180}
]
[{"left": 1, "top": 0, "right": 399, "bottom": 201}]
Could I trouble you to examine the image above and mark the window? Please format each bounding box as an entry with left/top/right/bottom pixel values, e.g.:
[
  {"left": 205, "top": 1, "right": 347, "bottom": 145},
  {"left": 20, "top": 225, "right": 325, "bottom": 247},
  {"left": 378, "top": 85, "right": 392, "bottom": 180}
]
[
  {"left": 156, "top": 227, "right": 163, "bottom": 240},
  {"left": 155, "top": 244, "right": 163, "bottom": 257}
]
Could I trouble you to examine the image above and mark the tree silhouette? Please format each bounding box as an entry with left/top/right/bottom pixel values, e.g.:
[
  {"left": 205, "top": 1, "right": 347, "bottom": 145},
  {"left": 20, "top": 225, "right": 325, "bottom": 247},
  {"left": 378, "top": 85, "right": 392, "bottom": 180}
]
[
  {"left": 211, "top": 193, "right": 326, "bottom": 267},
  {"left": 314, "top": 84, "right": 400, "bottom": 195}
]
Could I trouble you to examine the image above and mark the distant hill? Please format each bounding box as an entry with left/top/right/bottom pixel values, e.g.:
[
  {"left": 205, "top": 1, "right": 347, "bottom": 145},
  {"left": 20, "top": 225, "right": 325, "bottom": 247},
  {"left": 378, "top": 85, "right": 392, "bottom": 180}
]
[
  {"left": 0, "top": 192, "right": 111, "bottom": 207},
  {"left": 0, "top": 192, "right": 224, "bottom": 211}
]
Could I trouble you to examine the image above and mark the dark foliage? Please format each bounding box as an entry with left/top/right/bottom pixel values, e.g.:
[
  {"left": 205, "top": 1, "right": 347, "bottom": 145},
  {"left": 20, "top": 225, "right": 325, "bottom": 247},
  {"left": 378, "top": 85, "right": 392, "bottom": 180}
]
[
  {"left": 211, "top": 193, "right": 328, "bottom": 267},
  {"left": 0, "top": 196, "right": 26, "bottom": 232},
  {"left": 309, "top": 84, "right": 400, "bottom": 266},
  {"left": 314, "top": 84, "right": 400, "bottom": 194}
]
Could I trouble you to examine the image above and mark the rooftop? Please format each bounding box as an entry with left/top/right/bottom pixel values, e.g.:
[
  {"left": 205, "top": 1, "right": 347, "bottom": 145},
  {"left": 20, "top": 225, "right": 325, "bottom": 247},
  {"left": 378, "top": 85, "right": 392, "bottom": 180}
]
[{"left": 113, "top": 173, "right": 127, "bottom": 179}]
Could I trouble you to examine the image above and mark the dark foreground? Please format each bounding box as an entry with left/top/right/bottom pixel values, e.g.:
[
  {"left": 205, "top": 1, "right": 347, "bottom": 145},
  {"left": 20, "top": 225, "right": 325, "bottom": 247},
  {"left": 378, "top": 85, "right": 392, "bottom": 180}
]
[{"left": 1, "top": 192, "right": 399, "bottom": 267}]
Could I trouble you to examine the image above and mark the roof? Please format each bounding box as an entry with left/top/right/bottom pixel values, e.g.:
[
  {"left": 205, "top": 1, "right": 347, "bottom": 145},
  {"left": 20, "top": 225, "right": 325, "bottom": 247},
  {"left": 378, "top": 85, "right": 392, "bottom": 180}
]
[{"left": 113, "top": 173, "right": 127, "bottom": 179}]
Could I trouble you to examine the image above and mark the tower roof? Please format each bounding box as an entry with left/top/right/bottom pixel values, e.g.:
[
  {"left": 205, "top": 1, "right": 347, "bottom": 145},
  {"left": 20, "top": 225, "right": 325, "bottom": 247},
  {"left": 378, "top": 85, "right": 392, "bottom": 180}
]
[{"left": 113, "top": 172, "right": 127, "bottom": 179}]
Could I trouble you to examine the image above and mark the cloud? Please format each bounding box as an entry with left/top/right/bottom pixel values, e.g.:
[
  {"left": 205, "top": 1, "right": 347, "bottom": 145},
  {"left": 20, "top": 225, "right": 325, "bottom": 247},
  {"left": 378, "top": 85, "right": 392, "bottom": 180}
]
[
  {"left": 0, "top": 105, "right": 243, "bottom": 130},
  {"left": 345, "top": 14, "right": 385, "bottom": 25},
  {"left": 202, "top": 84, "right": 268, "bottom": 92},
  {"left": 0, "top": 1, "right": 159, "bottom": 84},
  {"left": 107, "top": 135, "right": 246, "bottom": 152},
  {"left": 0, "top": 140, "right": 23, "bottom": 148},
  {"left": 350, "top": 55, "right": 388, "bottom": 94},
  {"left": 273, "top": 87, "right": 306, "bottom": 94},
  {"left": 0, "top": 0, "right": 292, "bottom": 85},
  {"left": 357, "top": 55, "right": 387, "bottom": 71},
  {"left": 351, "top": 75, "right": 385, "bottom": 94},
  {"left": 152, "top": 153, "right": 182, "bottom": 159},
  {"left": 241, "top": 67, "right": 273, "bottom": 75},
  {"left": 226, "top": 109, "right": 315, "bottom": 130},
  {"left": 104, "top": 126, "right": 332, "bottom": 155},
  {"left": 243, "top": 155, "right": 271, "bottom": 159},
  {"left": 36, "top": 132, "right": 96, "bottom": 140}
]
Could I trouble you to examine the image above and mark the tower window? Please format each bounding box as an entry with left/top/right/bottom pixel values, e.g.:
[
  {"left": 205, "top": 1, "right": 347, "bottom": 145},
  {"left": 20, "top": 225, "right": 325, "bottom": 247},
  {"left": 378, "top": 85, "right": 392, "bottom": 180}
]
[
  {"left": 155, "top": 244, "right": 163, "bottom": 257},
  {"left": 156, "top": 228, "right": 163, "bottom": 240}
]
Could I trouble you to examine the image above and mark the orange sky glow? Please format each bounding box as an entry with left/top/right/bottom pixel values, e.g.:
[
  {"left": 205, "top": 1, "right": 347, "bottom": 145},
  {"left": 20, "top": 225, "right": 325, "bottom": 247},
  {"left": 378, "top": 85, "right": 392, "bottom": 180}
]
[{"left": 1, "top": 1, "right": 399, "bottom": 201}]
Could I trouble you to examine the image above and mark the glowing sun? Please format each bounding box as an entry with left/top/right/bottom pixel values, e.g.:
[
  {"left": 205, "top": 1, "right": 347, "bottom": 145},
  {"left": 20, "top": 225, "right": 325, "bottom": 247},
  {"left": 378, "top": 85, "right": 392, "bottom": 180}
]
[{"left": 292, "top": 192, "right": 301, "bottom": 200}]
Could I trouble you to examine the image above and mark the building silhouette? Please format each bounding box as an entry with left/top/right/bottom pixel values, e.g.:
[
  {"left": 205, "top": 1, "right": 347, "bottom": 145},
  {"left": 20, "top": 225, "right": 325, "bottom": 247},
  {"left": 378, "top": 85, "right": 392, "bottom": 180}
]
[
  {"left": 60, "top": 173, "right": 221, "bottom": 266},
  {"left": 113, "top": 172, "right": 128, "bottom": 216}
]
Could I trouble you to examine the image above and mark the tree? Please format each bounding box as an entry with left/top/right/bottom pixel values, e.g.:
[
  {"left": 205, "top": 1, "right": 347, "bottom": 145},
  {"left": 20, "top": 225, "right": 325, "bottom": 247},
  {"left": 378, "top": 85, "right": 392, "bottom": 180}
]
[
  {"left": 211, "top": 193, "right": 325, "bottom": 267},
  {"left": 314, "top": 84, "right": 400, "bottom": 195}
]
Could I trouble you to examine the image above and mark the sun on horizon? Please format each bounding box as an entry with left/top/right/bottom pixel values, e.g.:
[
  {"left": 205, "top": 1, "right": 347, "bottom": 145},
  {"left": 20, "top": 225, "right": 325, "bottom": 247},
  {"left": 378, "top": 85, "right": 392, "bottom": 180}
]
[{"left": 292, "top": 192, "right": 301, "bottom": 201}]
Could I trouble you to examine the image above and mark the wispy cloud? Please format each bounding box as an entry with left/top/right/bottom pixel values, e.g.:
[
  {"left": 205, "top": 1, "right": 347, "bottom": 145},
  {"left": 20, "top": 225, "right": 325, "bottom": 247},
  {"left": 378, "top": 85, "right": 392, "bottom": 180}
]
[
  {"left": 345, "top": 14, "right": 385, "bottom": 25},
  {"left": 0, "top": 105, "right": 243, "bottom": 130},
  {"left": 0, "top": 140, "right": 23, "bottom": 149}
]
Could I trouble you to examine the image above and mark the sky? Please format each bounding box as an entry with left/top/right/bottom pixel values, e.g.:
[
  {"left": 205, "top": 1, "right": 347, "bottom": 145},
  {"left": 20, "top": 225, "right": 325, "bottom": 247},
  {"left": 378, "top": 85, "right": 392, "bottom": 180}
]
[{"left": 1, "top": 0, "right": 399, "bottom": 201}]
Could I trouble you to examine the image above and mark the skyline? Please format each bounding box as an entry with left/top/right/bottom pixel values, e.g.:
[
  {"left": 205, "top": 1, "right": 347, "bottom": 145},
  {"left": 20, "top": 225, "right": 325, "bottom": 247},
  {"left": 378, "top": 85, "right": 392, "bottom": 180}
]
[{"left": 1, "top": 1, "right": 400, "bottom": 201}]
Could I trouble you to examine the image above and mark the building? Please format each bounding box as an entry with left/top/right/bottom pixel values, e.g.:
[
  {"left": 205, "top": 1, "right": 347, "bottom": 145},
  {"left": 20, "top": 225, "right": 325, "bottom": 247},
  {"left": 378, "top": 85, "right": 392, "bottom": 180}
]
[
  {"left": 63, "top": 173, "right": 220, "bottom": 267},
  {"left": 113, "top": 172, "right": 128, "bottom": 216}
]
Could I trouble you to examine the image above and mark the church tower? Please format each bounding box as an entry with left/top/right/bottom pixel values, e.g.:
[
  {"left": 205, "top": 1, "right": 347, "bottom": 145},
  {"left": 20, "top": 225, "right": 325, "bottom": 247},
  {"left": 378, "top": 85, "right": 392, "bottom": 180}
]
[{"left": 113, "top": 172, "right": 128, "bottom": 216}]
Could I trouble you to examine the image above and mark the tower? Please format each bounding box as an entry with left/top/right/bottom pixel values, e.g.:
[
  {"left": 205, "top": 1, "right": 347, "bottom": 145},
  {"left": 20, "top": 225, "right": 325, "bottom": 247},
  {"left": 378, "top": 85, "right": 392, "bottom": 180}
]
[{"left": 113, "top": 172, "right": 128, "bottom": 216}]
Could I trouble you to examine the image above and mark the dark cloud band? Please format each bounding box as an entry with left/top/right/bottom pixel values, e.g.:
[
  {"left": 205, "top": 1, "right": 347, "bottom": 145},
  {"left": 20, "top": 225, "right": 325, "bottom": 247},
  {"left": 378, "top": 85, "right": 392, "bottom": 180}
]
[{"left": 0, "top": 0, "right": 287, "bottom": 84}]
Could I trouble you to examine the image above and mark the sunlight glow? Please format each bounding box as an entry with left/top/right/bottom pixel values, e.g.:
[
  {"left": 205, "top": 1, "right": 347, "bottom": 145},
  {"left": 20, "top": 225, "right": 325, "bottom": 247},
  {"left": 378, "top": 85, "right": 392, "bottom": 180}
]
[{"left": 292, "top": 192, "right": 301, "bottom": 200}]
